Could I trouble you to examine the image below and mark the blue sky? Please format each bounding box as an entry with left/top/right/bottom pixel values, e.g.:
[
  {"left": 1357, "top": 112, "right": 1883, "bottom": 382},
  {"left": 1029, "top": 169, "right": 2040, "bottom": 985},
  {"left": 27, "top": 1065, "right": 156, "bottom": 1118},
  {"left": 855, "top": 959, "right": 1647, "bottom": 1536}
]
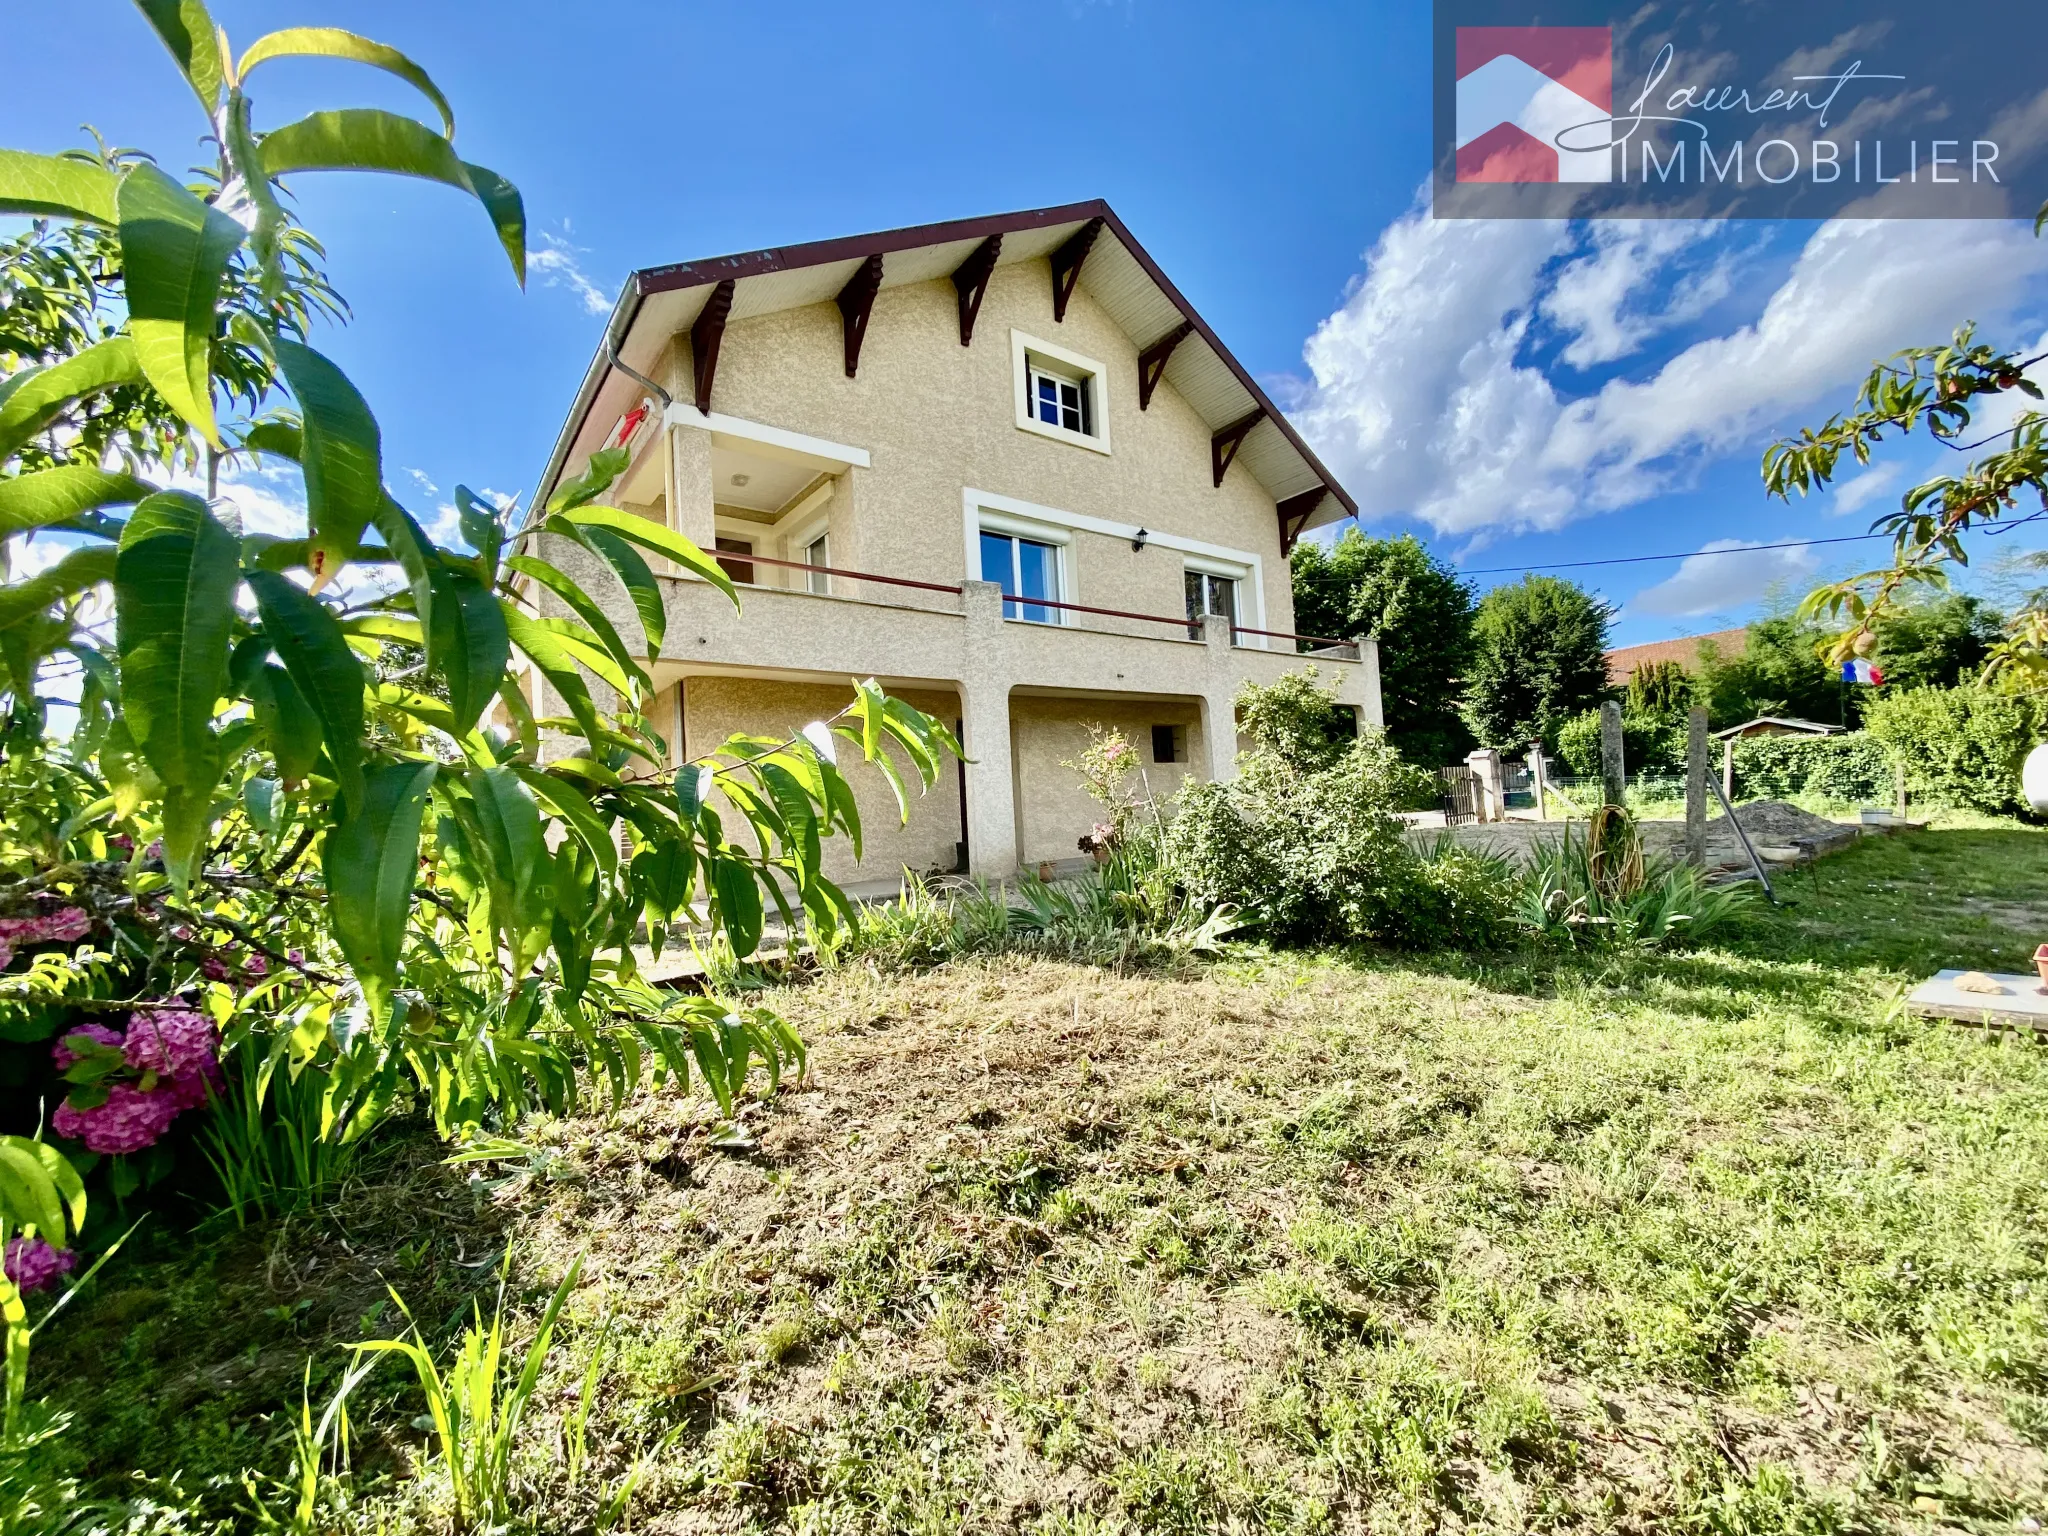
[{"left": 6, "top": 1, "right": 2046, "bottom": 645}]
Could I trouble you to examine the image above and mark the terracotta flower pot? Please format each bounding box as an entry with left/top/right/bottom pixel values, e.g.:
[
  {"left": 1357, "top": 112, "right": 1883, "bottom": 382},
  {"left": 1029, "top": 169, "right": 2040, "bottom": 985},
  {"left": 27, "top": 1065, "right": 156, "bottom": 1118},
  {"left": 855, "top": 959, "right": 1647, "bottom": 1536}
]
[{"left": 2035, "top": 944, "right": 2048, "bottom": 988}]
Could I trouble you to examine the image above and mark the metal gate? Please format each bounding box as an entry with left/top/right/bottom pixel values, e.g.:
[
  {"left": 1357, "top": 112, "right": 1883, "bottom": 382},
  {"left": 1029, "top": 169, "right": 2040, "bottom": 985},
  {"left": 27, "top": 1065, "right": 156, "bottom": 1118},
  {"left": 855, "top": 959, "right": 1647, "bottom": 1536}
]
[{"left": 1439, "top": 765, "right": 1480, "bottom": 825}]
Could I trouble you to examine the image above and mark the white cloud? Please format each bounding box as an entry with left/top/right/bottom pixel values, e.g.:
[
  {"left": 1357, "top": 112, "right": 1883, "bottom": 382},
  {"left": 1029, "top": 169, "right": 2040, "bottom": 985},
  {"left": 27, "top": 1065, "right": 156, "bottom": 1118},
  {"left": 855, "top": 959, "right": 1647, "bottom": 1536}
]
[
  {"left": 1626, "top": 539, "right": 1819, "bottom": 619},
  {"left": 404, "top": 467, "right": 439, "bottom": 497},
  {"left": 1295, "top": 195, "right": 2048, "bottom": 540},
  {"left": 531, "top": 227, "right": 616, "bottom": 317},
  {"left": 1541, "top": 222, "right": 1739, "bottom": 367},
  {"left": 1828, "top": 461, "right": 1903, "bottom": 516}
]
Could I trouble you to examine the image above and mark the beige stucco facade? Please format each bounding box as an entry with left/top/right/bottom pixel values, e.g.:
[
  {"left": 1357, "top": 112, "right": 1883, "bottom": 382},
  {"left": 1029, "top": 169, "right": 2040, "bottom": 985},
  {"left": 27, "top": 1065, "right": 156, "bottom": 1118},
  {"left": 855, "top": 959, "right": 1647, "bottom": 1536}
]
[{"left": 530, "top": 240, "right": 1381, "bottom": 885}]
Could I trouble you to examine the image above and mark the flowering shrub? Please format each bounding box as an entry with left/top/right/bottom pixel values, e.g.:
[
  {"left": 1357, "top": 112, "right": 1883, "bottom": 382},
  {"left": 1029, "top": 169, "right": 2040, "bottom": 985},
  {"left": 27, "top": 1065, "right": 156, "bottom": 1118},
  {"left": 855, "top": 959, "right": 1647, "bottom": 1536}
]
[
  {"left": 1, "top": 1237, "right": 75, "bottom": 1294},
  {"left": 48, "top": 1011, "right": 221, "bottom": 1156}
]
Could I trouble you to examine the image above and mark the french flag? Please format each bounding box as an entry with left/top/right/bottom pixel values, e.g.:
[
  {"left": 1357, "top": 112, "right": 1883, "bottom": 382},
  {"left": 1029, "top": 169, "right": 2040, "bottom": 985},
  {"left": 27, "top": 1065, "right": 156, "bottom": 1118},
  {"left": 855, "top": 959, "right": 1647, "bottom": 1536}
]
[{"left": 1842, "top": 658, "right": 1884, "bottom": 685}]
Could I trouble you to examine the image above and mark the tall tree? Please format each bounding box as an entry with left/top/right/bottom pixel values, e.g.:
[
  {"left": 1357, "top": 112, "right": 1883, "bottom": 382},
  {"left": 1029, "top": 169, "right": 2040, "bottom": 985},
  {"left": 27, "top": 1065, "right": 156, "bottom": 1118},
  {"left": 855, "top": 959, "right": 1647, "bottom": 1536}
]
[
  {"left": 1291, "top": 529, "right": 1475, "bottom": 765},
  {"left": 1462, "top": 575, "right": 1613, "bottom": 748},
  {"left": 1696, "top": 615, "right": 1844, "bottom": 727},
  {"left": 1872, "top": 591, "right": 2003, "bottom": 689}
]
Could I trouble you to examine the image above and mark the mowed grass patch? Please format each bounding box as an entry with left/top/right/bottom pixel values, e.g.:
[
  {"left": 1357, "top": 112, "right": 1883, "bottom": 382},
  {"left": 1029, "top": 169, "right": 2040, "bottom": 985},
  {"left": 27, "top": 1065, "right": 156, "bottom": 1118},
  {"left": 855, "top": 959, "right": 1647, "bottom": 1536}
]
[{"left": 45, "top": 824, "right": 2048, "bottom": 1531}]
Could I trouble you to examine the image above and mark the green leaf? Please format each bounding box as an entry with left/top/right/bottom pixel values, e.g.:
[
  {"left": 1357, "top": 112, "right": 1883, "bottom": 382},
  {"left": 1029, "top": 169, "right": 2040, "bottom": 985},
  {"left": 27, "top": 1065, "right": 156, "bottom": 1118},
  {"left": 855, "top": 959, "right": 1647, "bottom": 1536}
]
[
  {"left": 583, "top": 526, "right": 665, "bottom": 655},
  {"left": 257, "top": 110, "right": 525, "bottom": 283},
  {"left": 504, "top": 554, "right": 651, "bottom": 692},
  {"left": 556, "top": 506, "right": 738, "bottom": 608},
  {"left": 0, "top": 339, "right": 142, "bottom": 465},
  {"left": 114, "top": 492, "right": 237, "bottom": 885},
  {"left": 116, "top": 162, "right": 245, "bottom": 449},
  {"left": 469, "top": 765, "right": 547, "bottom": 929},
  {"left": 0, "top": 468, "right": 153, "bottom": 538},
  {"left": 709, "top": 857, "right": 764, "bottom": 958},
  {"left": 273, "top": 340, "right": 382, "bottom": 589},
  {"left": 0, "top": 547, "right": 116, "bottom": 632},
  {"left": 0, "top": 149, "right": 118, "bottom": 225},
  {"left": 545, "top": 446, "right": 628, "bottom": 513},
  {"left": 676, "top": 762, "right": 707, "bottom": 824},
  {"left": 513, "top": 766, "right": 617, "bottom": 877},
  {"left": 246, "top": 570, "right": 366, "bottom": 810},
  {"left": 248, "top": 664, "right": 323, "bottom": 786},
  {"left": 455, "top": 486, "right": 504, "bottom": 575},
  {"left": 500, "top": 603, "right": 602, "bottom": 745},
  {"left": 368, "top": 496, "right": 435, "bottom": 640},
  {"left": 632, "top": 837, "right": 695, "bottom": 921},
  {"left": 324, "top": 760, "right": 437, "bottom": 1015},
  {"left": 237, "top": 27, "right": 455, "bottom": 136},
  {"left": 428, "top": 564, "right": 510, "bottom": 737},
  {"left": 134, "top": 0, "right": 225, "bottom": 114}
]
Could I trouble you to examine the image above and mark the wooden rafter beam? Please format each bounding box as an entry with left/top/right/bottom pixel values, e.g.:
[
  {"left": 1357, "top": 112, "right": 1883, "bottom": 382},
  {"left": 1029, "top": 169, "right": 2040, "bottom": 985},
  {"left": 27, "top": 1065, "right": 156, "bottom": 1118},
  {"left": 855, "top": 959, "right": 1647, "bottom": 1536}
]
[
  {"left": 835, "top": 253, "right": 885, "bottom": 378},
  {"left": 1275, "top": 488, "right": 1326, "bottom": 556},
  {"left": 951, "top": 235, "right": 1002, "bottom": 346},
  {"left": 1137, "top": 320, "right": 1195, "bottom": 411},
  {"left": 1211, "top": 408, "right": 1265, "bottom": 488},
  {"left": 1049, "top": 216, "right": 1103, "bottom": 323},
  {"left": 689, "top": 278, "right": 736, "bottom": 414}
]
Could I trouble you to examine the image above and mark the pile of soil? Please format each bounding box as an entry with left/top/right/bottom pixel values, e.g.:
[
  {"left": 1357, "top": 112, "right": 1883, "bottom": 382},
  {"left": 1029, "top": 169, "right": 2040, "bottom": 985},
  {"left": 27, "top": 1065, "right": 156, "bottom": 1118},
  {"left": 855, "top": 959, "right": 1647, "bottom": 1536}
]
[{"left": 1728, "top": 799, "right": 1861, "bottom": 856}]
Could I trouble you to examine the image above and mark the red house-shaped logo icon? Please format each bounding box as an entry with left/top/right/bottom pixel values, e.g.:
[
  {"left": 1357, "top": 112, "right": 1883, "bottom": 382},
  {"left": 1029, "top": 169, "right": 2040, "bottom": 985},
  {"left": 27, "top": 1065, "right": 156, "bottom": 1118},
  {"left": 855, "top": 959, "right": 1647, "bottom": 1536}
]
[{"left": 1455, "top": 27, "right": 1613, "bottom": 183}]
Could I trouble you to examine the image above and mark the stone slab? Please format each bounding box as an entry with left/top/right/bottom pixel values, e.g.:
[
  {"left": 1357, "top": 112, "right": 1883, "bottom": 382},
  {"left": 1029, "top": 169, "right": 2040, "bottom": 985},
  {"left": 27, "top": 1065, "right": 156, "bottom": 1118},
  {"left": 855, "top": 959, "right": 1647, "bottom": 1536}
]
[{"left": 1908, "top": 969, "right": 2048, "bottom": 1033}]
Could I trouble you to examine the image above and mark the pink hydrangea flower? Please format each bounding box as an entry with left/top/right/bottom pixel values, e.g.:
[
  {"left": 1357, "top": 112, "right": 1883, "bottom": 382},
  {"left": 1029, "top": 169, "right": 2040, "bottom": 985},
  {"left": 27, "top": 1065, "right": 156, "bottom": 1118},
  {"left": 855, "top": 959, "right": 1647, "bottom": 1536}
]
[
  {"left": 0, "top": 908, "right": 89, "bottom": 945},
  {"left": 123, "top": 1010, "right": 217, "bottom": 1077},
  {"left": 53, "top": 1023, "right": 124, "bottom": 1069},
  {"left": 124, "top": 1010, "right": 223, "bottom": 1111},
  {"left": 53, "top": 1082, "right": 181, "bottom": 1154},
  {"left": 3, "top": 1238, "right": 75, "bottom": 1294}
]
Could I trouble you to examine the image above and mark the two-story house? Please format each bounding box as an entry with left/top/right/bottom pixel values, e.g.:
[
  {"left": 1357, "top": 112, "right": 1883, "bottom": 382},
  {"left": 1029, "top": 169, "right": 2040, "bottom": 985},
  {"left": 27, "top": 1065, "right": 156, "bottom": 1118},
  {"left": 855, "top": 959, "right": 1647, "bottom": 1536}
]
[{"left": 528, "top": 200, "right": 1380, "bottom": 885}]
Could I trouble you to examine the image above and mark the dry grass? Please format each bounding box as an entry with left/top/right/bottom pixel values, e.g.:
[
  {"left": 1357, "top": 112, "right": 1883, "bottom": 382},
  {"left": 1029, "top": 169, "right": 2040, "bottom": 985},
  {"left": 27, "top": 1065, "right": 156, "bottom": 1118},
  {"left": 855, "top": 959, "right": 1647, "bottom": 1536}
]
[{"left": 43, "top": 826, "right": 2048, "bottom": 1532}]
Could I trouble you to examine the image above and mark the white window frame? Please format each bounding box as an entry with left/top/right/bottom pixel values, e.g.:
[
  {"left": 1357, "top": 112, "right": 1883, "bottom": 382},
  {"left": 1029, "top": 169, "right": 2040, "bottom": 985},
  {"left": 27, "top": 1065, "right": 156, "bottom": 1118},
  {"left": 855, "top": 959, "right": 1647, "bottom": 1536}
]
[
  {"left": 803, "top": 532, "right": 831, "bottom": 596},
  {"left": 975, "top": 509, "right": 1071, "bottom": 626},
  {"left": 1183, "top": 558, "right": 1245, "bottom": 638},
  {"left": 959, "top": 490, "right": 1268, "bottom": 646},
  {"left": 1011, "top": 330, "right": 1111, "bottom": 455}
]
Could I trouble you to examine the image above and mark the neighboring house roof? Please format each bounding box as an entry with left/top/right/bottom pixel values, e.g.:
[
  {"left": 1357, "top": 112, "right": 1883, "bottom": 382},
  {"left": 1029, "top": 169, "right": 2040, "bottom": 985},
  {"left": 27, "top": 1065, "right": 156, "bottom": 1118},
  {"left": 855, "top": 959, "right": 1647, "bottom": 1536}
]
[
  {"left": 533, "top": 200, "right": 1356, "bottom": 541},
  {"left": 1710, "top": 717, "right": 1845, "bottom": 740},
  {"left": 1605, "top": 627, "right": 1748, "bottom": 686}
]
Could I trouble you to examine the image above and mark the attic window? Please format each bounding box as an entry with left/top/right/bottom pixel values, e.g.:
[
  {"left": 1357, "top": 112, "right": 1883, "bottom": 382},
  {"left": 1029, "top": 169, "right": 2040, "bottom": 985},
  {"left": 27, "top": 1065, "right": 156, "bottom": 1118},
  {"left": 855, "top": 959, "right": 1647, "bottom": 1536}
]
[{"left": 1012, "top": 331, "right": 1110, "bottom": 455}]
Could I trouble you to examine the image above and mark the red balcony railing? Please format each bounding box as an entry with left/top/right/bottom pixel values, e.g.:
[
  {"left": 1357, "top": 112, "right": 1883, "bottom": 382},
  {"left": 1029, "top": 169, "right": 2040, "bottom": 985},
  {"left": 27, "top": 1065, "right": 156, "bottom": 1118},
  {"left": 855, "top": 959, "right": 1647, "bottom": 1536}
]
[{"left": 682, "top": 549, "right": 1362, "bottom": 658}]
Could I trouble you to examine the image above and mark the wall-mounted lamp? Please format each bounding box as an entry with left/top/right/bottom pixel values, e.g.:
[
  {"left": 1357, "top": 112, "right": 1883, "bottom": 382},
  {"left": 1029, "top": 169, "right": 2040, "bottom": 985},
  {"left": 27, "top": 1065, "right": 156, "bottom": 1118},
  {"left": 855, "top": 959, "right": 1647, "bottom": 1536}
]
[{"left": 1131, "top": 528, "right": 1149, "bottom": 552}]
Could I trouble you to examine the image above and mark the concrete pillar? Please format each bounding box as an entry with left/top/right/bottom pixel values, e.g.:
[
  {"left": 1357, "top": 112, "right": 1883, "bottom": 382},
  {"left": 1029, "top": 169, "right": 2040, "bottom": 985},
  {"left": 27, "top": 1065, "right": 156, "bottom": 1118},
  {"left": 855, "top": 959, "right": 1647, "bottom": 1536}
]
[
  {"left": 1685, "top": 706, "right": 1709, "bottom": 866},
  {"left": 1530, "top": 742, "right": 1550, "bottom": 820},
  {"left": 1357, "top": 635, "right": 1385, "bottom": 730},
  {"left": 1600, "top": 700, "right": 1626, "bottom": 808},
  {"left": 1464, "top": 748, "right": 1503, "bottom": 822},
  {"left": 960, "top": 580, "right": 1018, "bottom": 880},
  {"left": 664, "top": 420, "right": 717, "bottom": 563},
  {"left": 1722, "top": 736, "right": 1735, "bottom": 799},
  {"left": 1198, "top": 613, "right": 1239, "bottom": 784}
]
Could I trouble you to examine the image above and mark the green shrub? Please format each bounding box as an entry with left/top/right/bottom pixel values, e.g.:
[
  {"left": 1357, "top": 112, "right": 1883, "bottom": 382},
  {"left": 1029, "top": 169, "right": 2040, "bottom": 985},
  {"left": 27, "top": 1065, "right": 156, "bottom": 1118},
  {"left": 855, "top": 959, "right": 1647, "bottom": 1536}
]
[
  {"left": 1861, "top": 685, "right": 2041, "bottom": 813},
  {"left": 1728, "top": 733, "right": 1893, "bottom": 803},
  {"left": 1554, "top": 707, "right": 1686, "bottom": 778},
  {"left": 1163, "top": 737, "right": 1504, "bottom": 949},
  {"left": 1234, "top": 666, "right": 1355, "bottom": 773}
]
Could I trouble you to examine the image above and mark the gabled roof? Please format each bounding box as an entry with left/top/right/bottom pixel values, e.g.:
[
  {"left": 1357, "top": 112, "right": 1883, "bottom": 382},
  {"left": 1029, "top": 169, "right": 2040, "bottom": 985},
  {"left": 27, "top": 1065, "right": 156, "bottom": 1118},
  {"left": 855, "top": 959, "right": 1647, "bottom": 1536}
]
[
  {"left": 533, "top": 200, "right": 1355, "bottom": 537},
  {"left": 1711, "top": 717, "right": 1845, "bottom": 740}
]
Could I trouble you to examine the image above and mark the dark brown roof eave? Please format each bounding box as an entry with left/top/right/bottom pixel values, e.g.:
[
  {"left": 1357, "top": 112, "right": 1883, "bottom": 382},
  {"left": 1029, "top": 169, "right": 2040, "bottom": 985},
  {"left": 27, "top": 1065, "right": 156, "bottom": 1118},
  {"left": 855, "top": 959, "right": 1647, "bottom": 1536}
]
[{"left": 539, "top": 200, "right": 1356, "bottom": 521}]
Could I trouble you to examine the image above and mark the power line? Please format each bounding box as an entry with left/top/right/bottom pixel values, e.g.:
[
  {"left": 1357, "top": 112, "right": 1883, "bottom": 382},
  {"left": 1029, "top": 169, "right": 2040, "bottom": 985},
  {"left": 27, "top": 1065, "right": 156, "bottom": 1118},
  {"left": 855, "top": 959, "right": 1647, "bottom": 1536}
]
[{"left": 1460, "top": 531, "right": 1890, "bottom": 576}]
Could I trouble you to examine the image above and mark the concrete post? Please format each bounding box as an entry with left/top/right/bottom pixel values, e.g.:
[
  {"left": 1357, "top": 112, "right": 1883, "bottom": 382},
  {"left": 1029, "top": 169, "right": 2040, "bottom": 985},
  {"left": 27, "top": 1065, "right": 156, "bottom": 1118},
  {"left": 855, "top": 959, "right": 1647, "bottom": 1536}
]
[
  {"left": 1357, "top": 634, "right": 1385, "bottom": 731},
  {"left": 959, "top": 581, "right": 1018, "bottom": 880},
  {"left": 664, "top": 418, "right": 718, "bottom": 564},
  {"left": 1198, "top": 613, "right": 1239, "bottom": 784},
  {"left": 1600, "top": 700, "right": 1626, "bottom": 808},
  {"left": 1685, "top": 706, "right": 1709, "bottom": 866},
  {"left": 1464, "top": 748, "right": 1503, "bottom": 822},
  {"left": 1530, "top": 742, "right": 1549, "bottom": 820},
  {"left": 1722, "top": 736, "right": 1735, "bottom": 800}
]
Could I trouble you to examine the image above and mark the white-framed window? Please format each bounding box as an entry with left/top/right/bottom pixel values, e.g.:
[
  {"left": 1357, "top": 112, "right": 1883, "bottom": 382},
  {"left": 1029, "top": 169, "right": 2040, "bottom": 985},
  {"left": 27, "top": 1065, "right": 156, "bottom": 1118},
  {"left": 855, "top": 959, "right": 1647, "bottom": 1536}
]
[
  {"left": 804, "top": 533, "right": 830, "bottom": 596},
  {"left": 1184, "top": 567, "right": 1239, "bottom": 639},
  {"left": 979, "top": 526, "right": 1063, "bottom": 624},
  {"left": 1011, "top": 331, "right": 1110, "bottom": 454}
]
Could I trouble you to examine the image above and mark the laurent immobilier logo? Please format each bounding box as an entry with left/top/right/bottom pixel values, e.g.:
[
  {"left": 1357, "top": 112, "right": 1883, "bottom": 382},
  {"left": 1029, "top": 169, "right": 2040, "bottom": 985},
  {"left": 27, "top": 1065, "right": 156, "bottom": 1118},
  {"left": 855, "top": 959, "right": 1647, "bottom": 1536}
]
[{"left": 1455, "top": 26, "right": 1612, "bottom": 183}]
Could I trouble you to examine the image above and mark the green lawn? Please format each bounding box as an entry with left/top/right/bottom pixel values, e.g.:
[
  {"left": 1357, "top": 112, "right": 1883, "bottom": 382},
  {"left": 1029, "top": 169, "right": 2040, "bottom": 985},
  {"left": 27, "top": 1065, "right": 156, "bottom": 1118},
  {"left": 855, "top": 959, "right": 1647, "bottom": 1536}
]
[{"left": 40, "top": 824, "right": 2048, "bottom": 1532}]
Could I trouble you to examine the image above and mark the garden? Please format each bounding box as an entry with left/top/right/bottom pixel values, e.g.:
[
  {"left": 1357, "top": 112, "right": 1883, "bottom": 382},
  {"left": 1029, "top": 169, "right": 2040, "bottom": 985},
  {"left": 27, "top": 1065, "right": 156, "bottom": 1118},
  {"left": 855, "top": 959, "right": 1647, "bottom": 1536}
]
[{"left": 8, "top": 5, "right": 2048, "bottom": 1533}]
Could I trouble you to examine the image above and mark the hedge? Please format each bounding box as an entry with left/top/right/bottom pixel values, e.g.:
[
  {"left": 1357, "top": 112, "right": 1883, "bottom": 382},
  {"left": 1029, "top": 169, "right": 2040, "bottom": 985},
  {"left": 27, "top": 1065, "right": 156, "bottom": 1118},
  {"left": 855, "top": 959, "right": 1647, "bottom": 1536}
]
[
  {"left": 1729, "top": 733, "right": 1894, "bottom": 804},
  {"left": 1862, "top": 685, "right": 2041, "bottom": 814}
]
